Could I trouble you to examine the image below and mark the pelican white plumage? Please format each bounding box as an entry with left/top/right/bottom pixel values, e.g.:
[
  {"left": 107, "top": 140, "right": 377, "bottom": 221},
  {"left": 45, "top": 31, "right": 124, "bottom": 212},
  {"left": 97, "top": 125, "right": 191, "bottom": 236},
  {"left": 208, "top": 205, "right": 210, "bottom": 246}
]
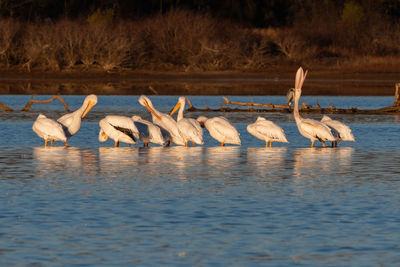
[
  {"left": 131, "top": 115, "right": 165, "bottom": 146},
  {"left": 293, "top": 67, "right": 337, "bottom": 148},
  {"left": 247, "top": 117, "right": 288, "bottom": 147},
  {"left": 32, "top": 114, "right": 67, "bottom": 147},
  {"left": 170, "top": 97, "right": 204, "bottom": 147},
  {"left": 197, "top": 116, "right": 241, "bottom": 146},
  {"left": 57, "top": 94, "right": 98, "bottom": 146},
  {"left": 321, "top": 115, "right": 355, "bottom": 146},
  {"left": 138, "top": 95, "right": 185, "bottom": 146},
  {"left": 98, "top": 115, "right": 139, "bottom": 147}
]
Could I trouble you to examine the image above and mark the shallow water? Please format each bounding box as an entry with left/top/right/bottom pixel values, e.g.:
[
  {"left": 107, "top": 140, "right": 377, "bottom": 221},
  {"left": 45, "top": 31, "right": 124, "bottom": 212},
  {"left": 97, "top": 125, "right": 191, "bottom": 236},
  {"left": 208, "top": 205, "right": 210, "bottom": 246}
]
[{"left": 1, "top": 95, "right": 400, "bottom": 266}]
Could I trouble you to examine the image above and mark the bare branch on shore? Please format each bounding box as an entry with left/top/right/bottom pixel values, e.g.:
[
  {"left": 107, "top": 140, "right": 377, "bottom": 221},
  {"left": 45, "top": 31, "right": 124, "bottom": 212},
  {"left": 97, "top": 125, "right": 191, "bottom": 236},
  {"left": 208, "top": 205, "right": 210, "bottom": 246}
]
[
  {"left": 149, "top": 86, "right": 159, "bottom": 95},
  {"left": 394, "top": 83, "right": 400, "bottom": 106},
  {"left": 21, "top": 95, "right": 70, "bottom": 112},
  {"left": 0, "top": 101, "right": 13, "bottom": 111},
  {"left": 186, "top": 83, "right": 400, "bottom": 114}
]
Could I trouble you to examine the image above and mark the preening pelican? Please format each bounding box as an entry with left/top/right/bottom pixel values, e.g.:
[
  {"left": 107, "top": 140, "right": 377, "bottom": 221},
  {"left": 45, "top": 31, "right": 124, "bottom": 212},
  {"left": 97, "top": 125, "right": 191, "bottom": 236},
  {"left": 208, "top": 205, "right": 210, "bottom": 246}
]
[
  {"left": 197, "top": 116, "right": 241, "bottom": 146},
  {"left": 170, "top": 97, "right": 204, "bottom": 147},
  {"left": 321, "top": 115, "right": 355, "bottom": 146},
  {"left": 98, "top": 115, "right": 139, "bottom": 147},
  {"left": 247, "top": 117, "right": 288, "bottom": 147},
  {"left": 32, "top": 114, "right": 67, "bottom": 147},
  {"left": 57, "top": 94, "right": 98, "bottom": 146},
  {"left": 138, "top": 95, "right": 185, "bottom": 146},
  {"left": 131, "top": 115, "right": 165, "bottom": 146},
  {"left": 293, "top": 67, "right": 337, "bottom": 148}
]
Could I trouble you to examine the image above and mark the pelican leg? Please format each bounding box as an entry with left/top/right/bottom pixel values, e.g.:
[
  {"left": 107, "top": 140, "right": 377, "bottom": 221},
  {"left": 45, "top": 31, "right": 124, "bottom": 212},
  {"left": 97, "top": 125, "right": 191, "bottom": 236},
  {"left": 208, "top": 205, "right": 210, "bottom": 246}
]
[
  {"left": 44, "top": 139, "right": 48, "bottom": 148},
  {"left": 311, "top": 141, "right": 314, "bottom": 148},
  {"left": 269, "top": 141, "right": 272, "bottom": 147},
  {"left": 185, "top": 141, "right": 188, "bottom": 147},
  {"left": 114, "top": 141, "right": 119, "bottom": 147},
  {"left": 192, "top": 142, "right": 195, "bottom": 147},
  {"left": 265, "top": 141, "right": 268, "bottom": 148},
  {"left": 322, "top": 141, "right": 326, "bottom": 148},
  {"left": 166, "top": 140, "right": 170, "bottom": 147},
  {"left": 221, "top": 142, "right": 225, "bottom": 147},
  {"left": 335, "top": 141, "right": 338, "bottom": 147},
  {"left": 65, "top": 141, "right": 68, "bottom": 147},
  {"left": 51, "top": 139, "right": 54, "bottom": 147}
]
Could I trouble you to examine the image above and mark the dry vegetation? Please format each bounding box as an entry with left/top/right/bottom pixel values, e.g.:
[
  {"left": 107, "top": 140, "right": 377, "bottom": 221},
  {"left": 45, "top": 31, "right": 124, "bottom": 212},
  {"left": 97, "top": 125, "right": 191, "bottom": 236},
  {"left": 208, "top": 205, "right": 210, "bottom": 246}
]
[{"left": 0, "top": 8, "right": 399, "bottom": 73}]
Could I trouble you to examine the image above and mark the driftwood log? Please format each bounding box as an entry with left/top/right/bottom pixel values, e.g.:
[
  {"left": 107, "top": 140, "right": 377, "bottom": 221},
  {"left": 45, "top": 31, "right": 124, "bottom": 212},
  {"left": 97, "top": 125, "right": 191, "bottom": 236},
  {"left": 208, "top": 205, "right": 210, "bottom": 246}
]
[
  {"left": 0, "top": 101, "right": 12, "bottom": 111},
  {"left": 21, "top": 95, "right": 70, "bottom": 112},
  {"left": 187, "top": 83, "right": 400, "bottom": 115}
]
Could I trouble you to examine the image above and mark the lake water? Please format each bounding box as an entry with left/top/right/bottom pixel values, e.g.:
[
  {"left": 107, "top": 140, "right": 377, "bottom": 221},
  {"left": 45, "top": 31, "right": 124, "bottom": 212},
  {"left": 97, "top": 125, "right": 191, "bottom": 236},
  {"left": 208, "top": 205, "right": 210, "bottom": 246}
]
[{"left": 1, "top": 95, "right": 400, "bottom": 266}]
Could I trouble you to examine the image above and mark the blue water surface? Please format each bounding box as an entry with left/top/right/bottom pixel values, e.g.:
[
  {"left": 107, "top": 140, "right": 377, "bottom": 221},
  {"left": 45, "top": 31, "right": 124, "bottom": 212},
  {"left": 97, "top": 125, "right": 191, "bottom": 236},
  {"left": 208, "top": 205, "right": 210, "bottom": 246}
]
[{"left": 1, "top": 95, "right": 400, "bottom": 266}]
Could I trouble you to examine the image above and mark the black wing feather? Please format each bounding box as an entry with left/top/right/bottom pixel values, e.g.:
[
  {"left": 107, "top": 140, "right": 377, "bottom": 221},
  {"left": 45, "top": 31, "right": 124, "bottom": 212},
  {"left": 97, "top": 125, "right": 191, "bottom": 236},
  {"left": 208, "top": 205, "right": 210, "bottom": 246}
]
[{"left": 111, "top": 124, "right": 136, "bottom": 141}]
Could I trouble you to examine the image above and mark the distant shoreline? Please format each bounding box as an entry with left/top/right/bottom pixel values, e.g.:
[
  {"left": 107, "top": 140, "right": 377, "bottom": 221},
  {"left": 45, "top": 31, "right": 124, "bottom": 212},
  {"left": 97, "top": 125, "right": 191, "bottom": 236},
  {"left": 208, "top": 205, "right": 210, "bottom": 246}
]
[{"left": 0, "top": 68, "right": 399, "bottom": 96}]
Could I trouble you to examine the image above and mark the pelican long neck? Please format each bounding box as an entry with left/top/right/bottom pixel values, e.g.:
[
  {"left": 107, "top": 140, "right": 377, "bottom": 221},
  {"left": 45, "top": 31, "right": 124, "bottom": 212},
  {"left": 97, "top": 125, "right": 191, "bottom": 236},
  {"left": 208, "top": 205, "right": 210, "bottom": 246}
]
[
  {"left": 147, "top": 100, "right": 162, "bottom": 119},
  {"left": 76, "top": 100, "right": 89, "bottom": 117},
  {"left": 177, "top": 100, "right": 185, "bottom": 121},
  {"left": 293, "top": 89, "right": 302, "bottom": 123}
]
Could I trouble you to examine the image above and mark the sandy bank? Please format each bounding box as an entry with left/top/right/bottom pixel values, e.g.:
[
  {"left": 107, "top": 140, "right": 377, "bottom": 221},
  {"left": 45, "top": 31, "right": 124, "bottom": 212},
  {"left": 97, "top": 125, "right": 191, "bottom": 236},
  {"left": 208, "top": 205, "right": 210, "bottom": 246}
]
[{"left": 0, "top": 69, "right": 399, "bottom": 96}]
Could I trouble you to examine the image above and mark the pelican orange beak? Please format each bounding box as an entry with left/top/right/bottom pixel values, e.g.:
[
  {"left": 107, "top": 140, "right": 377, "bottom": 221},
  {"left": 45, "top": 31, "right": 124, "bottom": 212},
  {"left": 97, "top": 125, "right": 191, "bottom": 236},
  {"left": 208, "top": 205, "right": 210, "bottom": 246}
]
[
  {"left": 298, "top": 69, "right": 308, "bottom": 91},
  {"left": 170, "top": 102, "right": 181, "bottom": 116},
  {"left": 101, "top": 131, "right": 108, "bottom": 141},
  {"left": 81, "top": 100, "right": 95, "bottom": 119},
  {"left": 143, "top": 100, "right": 162, "bottom": 121}
]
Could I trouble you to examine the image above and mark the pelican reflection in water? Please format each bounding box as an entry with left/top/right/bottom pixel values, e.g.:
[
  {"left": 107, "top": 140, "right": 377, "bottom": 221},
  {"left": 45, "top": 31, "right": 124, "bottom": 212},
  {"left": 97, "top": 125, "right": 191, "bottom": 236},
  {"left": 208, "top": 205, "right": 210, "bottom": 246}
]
[
  {"left": 33, "top": 147, "right": 97, "bottom": 177},
  {"left": 98, "top": 147, "right": 140, "bottom": 176},
  {"left": 292, "top": 147, "right": 354, "bottom": 181},
  {"left": 143, "top": 146, "right": 204, "bottom": 180},
  {"left": 247, "top": 147, "right": 288, "bottom": 174},
  {"left": 205, "top": 146, "right": 241, "bottom": 170},
  {"left": 34, "top": 147, "right": 81, "bottom": 169}
]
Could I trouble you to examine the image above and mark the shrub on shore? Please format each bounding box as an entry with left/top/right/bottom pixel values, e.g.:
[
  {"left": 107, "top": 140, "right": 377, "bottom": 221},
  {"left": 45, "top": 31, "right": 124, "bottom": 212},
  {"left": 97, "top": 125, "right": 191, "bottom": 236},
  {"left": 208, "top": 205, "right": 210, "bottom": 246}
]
[{"left": 0, "top": 9, "right": 399, "bottom": 72}]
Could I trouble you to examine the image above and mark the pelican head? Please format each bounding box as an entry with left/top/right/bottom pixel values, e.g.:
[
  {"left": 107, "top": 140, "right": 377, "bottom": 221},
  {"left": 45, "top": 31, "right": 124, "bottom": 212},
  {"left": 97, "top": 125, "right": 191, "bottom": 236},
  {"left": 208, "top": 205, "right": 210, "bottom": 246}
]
[
  {"left": 170, "top": 96, "right": 185, "bottom": 116},
  {"left": 256, "top": 117, "right": 266, "bottom": 122},
  {"left": 196, "top": 116, "right": 208, "bottom": 127},
  {"left": 321, "top": 115, "right": 332, "bottom": 122},
  {"left": 81, "top": 94, "right": 98, "bottom": 118},
  {"left": 138, "top": 95, "right": 162, "bottom": 121},
  {"left": 131, "top": 115, "right": 142, "bottom": 121},
  {"left": 98, "top": 129, "right": 108, "bottom": 142},
  {"left": 138, "top": 95, "right": 151, "bottom": 107}
]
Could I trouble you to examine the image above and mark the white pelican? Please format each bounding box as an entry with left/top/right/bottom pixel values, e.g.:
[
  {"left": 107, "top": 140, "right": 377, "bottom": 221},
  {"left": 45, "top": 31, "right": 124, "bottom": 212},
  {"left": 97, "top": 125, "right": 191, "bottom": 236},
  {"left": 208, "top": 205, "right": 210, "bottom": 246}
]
[
  {"left": 293, "top": 67, "right": 337, "bottom": 148},
  {"left": 57, "top": 94, "right": 98, "bottom": 146},
  {"left": 98, "top": 115, "right": 139, "bottom": 147},
  {"left": 197, "top": 116, "right": 241, "bottom": 146},
  {"left": 138, "top": 95, "right": 185, "bottom": 146},
  {"left": 320, "top": 115, "right": 355, "bottom": 146},
  {"left": 131, "top": 115, "right": 165, "bottom": 146},
  {"left": 170, "top": 97, "right": 204, "bottom": 147},
  {"left": 32, "top": 114, "right": 67, "bottom": 147},
  {"left": 247, "top": 117, "right": 288, "bottom": 147}
]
